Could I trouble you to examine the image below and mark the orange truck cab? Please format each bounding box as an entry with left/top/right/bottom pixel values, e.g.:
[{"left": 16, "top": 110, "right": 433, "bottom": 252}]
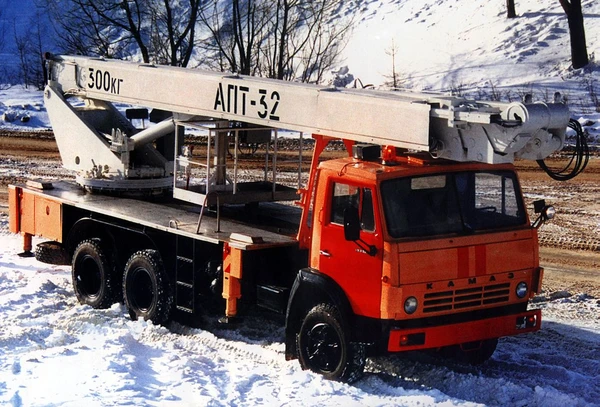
[{"left": 285, "top": 145, "right": 543, "bottom": 380}]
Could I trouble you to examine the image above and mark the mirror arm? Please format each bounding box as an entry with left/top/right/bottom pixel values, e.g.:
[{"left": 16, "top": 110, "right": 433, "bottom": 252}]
[{"left": 353, "top": 238, "right": 378, "bottom": 256}]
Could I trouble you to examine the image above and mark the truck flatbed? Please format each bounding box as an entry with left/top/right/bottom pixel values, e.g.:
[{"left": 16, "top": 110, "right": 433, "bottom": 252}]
[{"left": 19, "top": 180, "right": 300, "bottom": 251}]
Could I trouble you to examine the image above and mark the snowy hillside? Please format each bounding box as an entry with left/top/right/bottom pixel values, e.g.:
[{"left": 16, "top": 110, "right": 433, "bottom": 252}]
[{"left": 343, "top": 0, "right": 599, "bottom": 97}]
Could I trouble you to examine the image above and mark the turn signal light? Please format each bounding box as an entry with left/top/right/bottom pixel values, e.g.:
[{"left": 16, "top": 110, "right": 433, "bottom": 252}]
[
  {"left": 399, "top": 332, "right": 426, "bottom": 346},
  {"left": 516, "top": 315, "right": 537, "bottom": 329}
]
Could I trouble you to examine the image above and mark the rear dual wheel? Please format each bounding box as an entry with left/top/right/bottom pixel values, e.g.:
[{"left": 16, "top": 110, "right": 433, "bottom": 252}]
[
  {"left": 72, "top": 241, "right": 173, "bottom": 325},
  {"left": 122, "top": 250, "right": 173, "bottom": 325},
  {"left": 72, "top": 239, "right": 119, "bottom": 309}
]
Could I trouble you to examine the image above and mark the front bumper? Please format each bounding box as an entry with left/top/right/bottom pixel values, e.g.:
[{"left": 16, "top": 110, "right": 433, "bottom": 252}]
[{"left": 387, "top": 309, "right": 541, "bottom": 352}]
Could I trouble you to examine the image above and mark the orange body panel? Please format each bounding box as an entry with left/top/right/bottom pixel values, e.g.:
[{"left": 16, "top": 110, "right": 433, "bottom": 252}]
[
  {"left": 8, "top": 186, "right": 63, "bottom": 242},
  {"left": 396, "top": 230, "right": 536, "bottom": 285},
  {"left": 310, "top": 165, "right": 384, "bottom": 318},
  {"left": 388, "top": 309, "right": 541, "bottom": 352},
  {"left": 8, "top": 185, "right": 20, "bottom": 234},
  {"left": 381, "top": 268, "right": 534, "bottom": 321},
  {"left": 222, "top": 243, "right": 243, "bottom": 317},
  {"left": 310, "top": 155, "right": 542, "bottom": 344}
]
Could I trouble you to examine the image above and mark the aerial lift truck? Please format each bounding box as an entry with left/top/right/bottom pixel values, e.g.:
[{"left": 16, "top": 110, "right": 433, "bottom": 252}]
[{"left": 8, "top": 54, "right": 575, "bottom": 381}]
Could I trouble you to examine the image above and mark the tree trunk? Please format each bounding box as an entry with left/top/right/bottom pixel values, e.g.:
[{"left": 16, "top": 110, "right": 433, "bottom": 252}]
[
  {"left": 566, "top": 5, "right": 589, "bottom": 68},
  {"left": 506, "top": 0, "right": 516, "bottom": 18},
  {"left": 276, "top": 1, "right": 289, "bottom": 80},
  {"left": 559, "top": 0, "right": 589, "bottom": 69}
]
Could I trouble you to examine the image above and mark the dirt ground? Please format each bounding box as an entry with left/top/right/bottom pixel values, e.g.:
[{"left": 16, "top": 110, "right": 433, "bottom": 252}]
[
  {"left": 513, "top": 154, "right": 600, "bottom": 297},
  {"left": 1, "top": 131, "right": 598, "bottom": 297}
]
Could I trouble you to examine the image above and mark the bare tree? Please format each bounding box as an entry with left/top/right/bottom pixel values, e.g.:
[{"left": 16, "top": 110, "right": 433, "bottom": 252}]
[
  {"left": 258, "top": 0, "right": 351, "bottom": 82},
  {"left": 199, "top": 0, "right": 352, "bottom": 83},
  {"left": 148, "top": 0, "right": 201, "bottom": 66},
  {"left": 558, "top": 0, "right": 589, "bottom": 69},
  {"left": 383, "top": 39, "right": 402, "bottom": 89},
  {"left": 42, "top": 0, "right": 146, "bottom": 60},
  {"left": 506, "top": 0, "right": 517, "bottom": 18},
  {"left": 43, "top": 0, "right": 200, "bottom": 67},
  {"left": 199, "top": 0, "right": 268, "bottom": 75},
  {"left": 32, "top": 11, "right": 47, "bottom": 89},
  {"left": 259, "top": 0, "right": 298, "bottom": 80},
  {"left": 292, "top": 1, "right": 352, "bottom": 83},
  {"left": 13, "top": 15, "right": 46, "bottom": 89},
  {"left": 0, "top": 4, "right": 6, "bottom": 86},
  {"left": 14, "top": 23, "right": 31, "bottom": 88}
]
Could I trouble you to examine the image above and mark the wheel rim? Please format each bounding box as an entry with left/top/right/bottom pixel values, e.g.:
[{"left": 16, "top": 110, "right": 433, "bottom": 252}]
[
  {"left": 77, "top": 254, "right": 102, "bottom": 298},
  {"left": 129, "top": 266, "right": 155, "bottom": 312},
  {"left": 305, "top": 322, "right": 342, "bottom": 373}
]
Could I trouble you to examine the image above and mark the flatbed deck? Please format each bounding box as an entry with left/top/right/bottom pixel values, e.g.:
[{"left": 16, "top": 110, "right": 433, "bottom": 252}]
[{"left": 20, "top": 180, "right": 300, "bottom": 250}]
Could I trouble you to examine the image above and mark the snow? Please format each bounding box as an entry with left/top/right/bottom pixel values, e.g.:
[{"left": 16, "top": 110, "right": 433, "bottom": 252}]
[
  {"left": 342, "top": 0, "right": 598, "bottom": 91},
  {"left": 0, "top": 88, "right": 48, "bottom": 131},
  {"left": 1, "top": 213, "right": 599, "bottom": 406},
  {"left": 1, "top": 0, "right": 600, "bottom": 405}
]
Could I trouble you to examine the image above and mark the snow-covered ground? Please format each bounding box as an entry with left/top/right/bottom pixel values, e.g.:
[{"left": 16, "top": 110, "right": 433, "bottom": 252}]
[
  {"left": 1, "top": 0, "right": 600, "bottom": 405},
  {"left": 0, "top": 88, "right": 48, "bottom": 131},
  {"left": 0, "top": 214, "right": 599, "bottom": 406}
]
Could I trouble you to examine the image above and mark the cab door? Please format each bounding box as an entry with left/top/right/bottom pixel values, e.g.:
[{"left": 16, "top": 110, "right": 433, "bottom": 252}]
[{"left": 314, "top": 180, "right": 384, "bottom": 318}]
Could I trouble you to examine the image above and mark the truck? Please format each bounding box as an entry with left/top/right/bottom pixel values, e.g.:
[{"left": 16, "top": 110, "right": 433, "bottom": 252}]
[{"left": 9, "top": 54, "right": 574, "bottom": 382}]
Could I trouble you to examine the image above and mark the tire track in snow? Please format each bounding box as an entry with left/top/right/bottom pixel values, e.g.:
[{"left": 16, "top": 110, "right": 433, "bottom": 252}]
[{"left": 361, "top": 302, "right": 600, "bottom": 407}]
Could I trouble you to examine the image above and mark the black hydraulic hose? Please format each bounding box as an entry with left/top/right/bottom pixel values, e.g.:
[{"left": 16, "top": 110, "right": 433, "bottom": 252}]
[{"left": 536, "top": 119, "right": 589, "bottom": 181}]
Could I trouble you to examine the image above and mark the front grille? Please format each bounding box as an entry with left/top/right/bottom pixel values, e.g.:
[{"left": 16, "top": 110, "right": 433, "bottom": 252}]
[{"left": 423, "top": 283, "right": 511, "bottom": 313}]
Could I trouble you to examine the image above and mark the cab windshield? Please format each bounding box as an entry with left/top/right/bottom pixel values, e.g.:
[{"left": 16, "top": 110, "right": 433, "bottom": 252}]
[{"left": 380, "top": 171, "right": 527, "bottom": 238}]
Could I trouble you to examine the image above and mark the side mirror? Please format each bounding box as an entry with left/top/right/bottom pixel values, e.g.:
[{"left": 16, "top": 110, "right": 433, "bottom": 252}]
[
  {"left": 343, "top": 206, "right": 378, "bottom": 256},
  {"left": 343, "top": 207, "right": 361, "bottom": 241}
]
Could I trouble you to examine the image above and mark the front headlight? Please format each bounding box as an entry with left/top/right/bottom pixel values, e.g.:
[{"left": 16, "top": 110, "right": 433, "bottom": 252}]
[
  {"left": 404, "top": 297, "right": 418, "bottom": 314},
  {"left": 516, "top": 282, "right": 528, "bottom": 298},
  {"left": 543, "top": 205, "right": 556, "bottom": 220}
]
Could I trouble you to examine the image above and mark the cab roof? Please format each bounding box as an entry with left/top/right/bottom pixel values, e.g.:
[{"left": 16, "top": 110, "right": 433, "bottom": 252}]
[{"left": 317, "top": 155, "right": 517, "bottom": 183}]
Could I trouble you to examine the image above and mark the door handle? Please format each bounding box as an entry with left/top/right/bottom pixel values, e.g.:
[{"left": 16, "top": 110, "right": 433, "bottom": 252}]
[{"left": 320, "top": 250, "right": 332, "bottom": 258}]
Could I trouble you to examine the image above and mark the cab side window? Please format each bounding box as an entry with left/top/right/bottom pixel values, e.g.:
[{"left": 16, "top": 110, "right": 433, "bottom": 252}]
[{"left": 330, "top": 182, "right": 375, "bottom": 232}]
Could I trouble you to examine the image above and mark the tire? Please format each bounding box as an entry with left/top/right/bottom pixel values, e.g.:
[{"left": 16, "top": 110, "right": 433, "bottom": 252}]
[
  {"left": 123, "top": 250, "right": 173, "bottom": 325},
  {"left": 72, "top": 239, "right": 118, "bottom": 309},
  {"left": 36, "top": 241, "right": 70, "bottom": 265},
  {"left": 297, "top": 303, "right": 365, "bottom": 382},
  {"left": 441, "top": 338, "right": 498, "bottom": 365}
]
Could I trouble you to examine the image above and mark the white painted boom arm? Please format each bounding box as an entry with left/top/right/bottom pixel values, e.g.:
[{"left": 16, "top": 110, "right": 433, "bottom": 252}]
[{"left": 46, "top": 54, "right": 570, "bottom": 165}]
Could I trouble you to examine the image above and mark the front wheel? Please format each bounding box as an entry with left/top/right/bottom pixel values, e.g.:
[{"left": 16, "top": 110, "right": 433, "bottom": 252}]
[
  {"left": 297, "top": 304, "right": 365, "bottom": 382},
  {"left": 123, "top": 250, "right": 173, "bottom": 325}
]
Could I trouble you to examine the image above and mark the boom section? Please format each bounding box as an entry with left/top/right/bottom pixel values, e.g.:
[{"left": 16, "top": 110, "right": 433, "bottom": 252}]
[
  {"left": 46, "top": 54, "right": 570, "bottom": 164},
  {"left": 46, "top": 54, "right": 429, "bottom": 151}
]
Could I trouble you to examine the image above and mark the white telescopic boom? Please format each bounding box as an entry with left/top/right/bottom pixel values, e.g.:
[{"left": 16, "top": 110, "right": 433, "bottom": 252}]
[{"left": 46, "top": 54, "right": 570, "bottom": 164}]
